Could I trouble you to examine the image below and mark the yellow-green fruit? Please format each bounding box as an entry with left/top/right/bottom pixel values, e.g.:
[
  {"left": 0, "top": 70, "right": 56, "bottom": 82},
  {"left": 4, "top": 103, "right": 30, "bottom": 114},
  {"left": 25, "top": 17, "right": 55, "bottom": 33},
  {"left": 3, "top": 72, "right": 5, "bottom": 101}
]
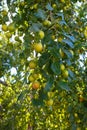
[
  {"left": 47, "top": 99, "right": 53, "bottom": 106},
  {"left": 1, "top": 10, "right": 8, "bottom": 16},
  {"left": 84, "top": 29, "right": 87, "bottom": 38},
  {"left": 33, "top": 73, "right": 38, "bottom": 79},
  {"left": 58, "top": 37, "right": 63, "bottom": 42},
  {"left": 38, "top": 30, "right": 45, "bottom": 39},
  {"left": 52, "top": 4, "right": 57, "bottom": 9},
  {"left": 60, "top": 0, "right": 65, "bottom": 3},
  {"left": 34, "top": 43, "right": 43, "bottom": 53},
  {"left": 48, "top": 92, "right": 54, "bottom": 98},
  {"left": 28, "top": 75, "right": 35, "bottom": 82},
  {"left": 5, "top": 32, "right": 12, "bottom": 38},
  {"left": 32, "top": 81, "right": 40, "bottom": 89},
  {"left": 60, "top": 64, "right": 65, "bottom": 71},
  {"left": 51, "top": 35, "right": 55, "bottom": 40},
  {"left": 43, "top": 20, "right": 51, "bottom": 26},
  {"left": 29, "top": 61, "right": 36, "bottom": 69},
  {"left": 2, "top": 24, "right": 8, "bottom": 31},
  {"left": 62, "top": 70, "right": 69, "bottom": 78},
  {"left": 8, "top": 23, "right": 15, "bottom": 32}
]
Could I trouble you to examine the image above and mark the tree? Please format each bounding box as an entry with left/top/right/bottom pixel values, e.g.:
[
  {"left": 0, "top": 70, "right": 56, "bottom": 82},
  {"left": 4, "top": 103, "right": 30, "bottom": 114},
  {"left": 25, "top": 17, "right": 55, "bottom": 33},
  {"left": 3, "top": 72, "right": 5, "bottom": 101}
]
[{"left": 0, "top": 0, "right": 87, "bottom": 130}]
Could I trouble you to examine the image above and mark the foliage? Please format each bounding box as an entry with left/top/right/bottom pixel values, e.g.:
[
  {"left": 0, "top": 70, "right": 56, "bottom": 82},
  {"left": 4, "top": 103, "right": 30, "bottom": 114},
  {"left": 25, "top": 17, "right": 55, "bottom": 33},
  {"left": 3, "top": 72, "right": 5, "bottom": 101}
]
[{"left": 0, "top": 0, "right": 87, "bottom": 130}]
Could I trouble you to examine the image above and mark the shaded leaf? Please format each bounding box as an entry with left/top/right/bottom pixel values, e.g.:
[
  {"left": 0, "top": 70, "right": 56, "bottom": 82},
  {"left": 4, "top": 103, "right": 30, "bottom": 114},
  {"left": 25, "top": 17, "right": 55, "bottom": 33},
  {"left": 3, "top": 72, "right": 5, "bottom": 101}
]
[
  {"left": 58, "top": 80, "right": 71, "bottom": 91},
  {"left": 34, "top": 9, "right": 46, "bottom": 20},
  {"left": 44, "top": 78, "right": 54, "bottom": 92},
  {"left": 63, "top": 39, "right": 74, "bottom": 48},
  {"left": 30, "top": 23, "right": 41, "bottom": 32},
  {"left": 46, "top": 3, "right": 53, "bottom": 11},
  {"left": 17, "top": 89, "right": 29, "bottom": 101},
  {"left": 51, "top": 62, "right": 61, "bottom": 75}
]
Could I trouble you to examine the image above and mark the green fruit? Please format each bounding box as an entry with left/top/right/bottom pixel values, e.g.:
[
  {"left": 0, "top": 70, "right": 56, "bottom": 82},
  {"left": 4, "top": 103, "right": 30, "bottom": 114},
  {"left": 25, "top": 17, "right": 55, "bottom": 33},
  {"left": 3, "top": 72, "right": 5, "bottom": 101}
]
[
  {"left": 34, "top": 43, "right": 43, "bottom": 53},
  {"left": 2, "top": 24, "right": 8, "bottom": 31},
  {"left": 8, "top": 23, "right": 15, "bottom": 32},
  {"left": 62, "top": 70, "right": 69, "bottom": 78},
  {"left": 60, "top": 64, "right": 65, "bottom": 71},
  {"left": 38, "top": 30, "right": 45, "bottom": 39}
]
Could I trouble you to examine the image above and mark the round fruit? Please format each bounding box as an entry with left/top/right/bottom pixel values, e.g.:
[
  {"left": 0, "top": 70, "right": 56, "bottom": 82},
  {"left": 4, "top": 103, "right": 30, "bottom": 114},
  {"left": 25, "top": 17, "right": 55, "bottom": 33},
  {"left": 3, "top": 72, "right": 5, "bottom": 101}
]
[
  {"left": 47, "top": 99, "right": 53, "bottom": 106},
  {"left": 1, "top": 10, "right": 8, "bottom": 16},
  {"left": 52, "top": 4, "right": 57, "bottom": 9},
  {"left": 32, "top": 81, "right": 40, "bottom": 89},
  {"left": 8, "top": 23, "right": 15, "bottom": 32},
  {"left": 34, "top": 43, "right": 43, "bottom": 53},
  {"left": 43, "top": 20, "right": 51, "bottom": 26},
  {"left": 79, "top": 96, "right": 84, "bottom": 102},
  {"left": 38, "top": 30, "right": 45, "bottom": 39},
  {"left": 60, "top": 64, "right": 65, "bottom": 71},
  {"left": 28, "top": 75, "right": 35, "bottom": 82},
  {"left": 60, "top": 0, "right": 65, "bottom": 3},
  {"left": 47, "top": 92, "right": 54, "bottom": 98},
  {"left": 29, "top": 61, "right": 36, "bottom": 69},
  {"left": 5, "top": 32, "right": 12, "bottom": 38},
  {"left": 62, "top": 69, "right": 69, "bottom": 78},
  {"left": 58, "top": 37, "right": 63, "bottom": 42},
  {"left": 33, "top": 73, "right": 38, "bottom": 79},
  {"left": 2, "top": 24, "right": 8, "bottom": 31},
  {"left": 51, "top": 35, "right": 55, "bottom": 40}
]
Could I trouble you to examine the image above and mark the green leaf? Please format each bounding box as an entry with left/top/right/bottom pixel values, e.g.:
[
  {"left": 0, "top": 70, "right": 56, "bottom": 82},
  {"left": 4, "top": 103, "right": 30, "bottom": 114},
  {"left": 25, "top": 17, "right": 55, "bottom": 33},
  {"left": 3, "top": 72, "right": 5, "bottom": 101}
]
[
  {"left": 30, "top": 23, "right": 41, "bottom": 32},
  {"left": 17, "top": 89, "right": 29, "bottom": 101},
  {"left": 34, "top": 9, "right": 46, "bottom": 20},
  {"left": 44, "top": 78, "right": 54, "bottom": 92},
  {"left": 63, "top": 39, "right": 74, "bottom": 48},
  {"left": 38, "top": 52, "right": 50, "bottom": 67},
  {"left": 64, "top": 34, "right": 76, "bottom": 42},
  {"left": 68, "top": 69, "right": 75, "bottom": 78},
  {"left": 51, "top": 62, "right": 61, "bottom": 75},
  {"left": 58, "top": 80, "right": 71, "bottom": 91},
  {"left": 46, "top": 3, "right": 53, "bottom": 11},
  {"left": 7, "top": 0, "right": 11, "bottom": 5},
  {"left": 64, "top": 49, "right": 73, "bottom": 58},
  {"left": 32, "top": 88, "right": 47, "bottom": 106}
]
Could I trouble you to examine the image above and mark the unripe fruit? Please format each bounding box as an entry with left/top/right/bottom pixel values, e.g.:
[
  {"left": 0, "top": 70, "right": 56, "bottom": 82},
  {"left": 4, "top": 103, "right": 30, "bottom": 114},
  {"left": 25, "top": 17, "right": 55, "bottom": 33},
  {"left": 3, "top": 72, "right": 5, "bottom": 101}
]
[
  {"left": 60, "top": 64, "right": 65, "bottom": 71},
  {"left": 2, "top": 24, "right": 8, "bottom": 31},
  {"left": 28, "top": 75, "right": 35, "bottom": 82},
  {"left": 33, "top": 73, "right": 38, "bottom": 79},
  {"left": 38, "top": 30, "right": 45, "bottom": 39},
  {"left": 34, "top": 43, "right": 43, "bottom": 53},
  {"left": 62, "top": 70, "right": 69, "bottom": 78},
  {"left": 47, "top": 92, "right": 54, "bottom": 98},
  {"left": 60, "top": 0, "right": 65, "bottom": 3},
  {"left": 47, "top": 99, "right": 53, "bottom": 106},
  {"left": 1, "top": 10, "right": 8, "bottom": 16},
  {"left": 51, "top": 35, "right": 55, "bottom": 40},
  {"left": 52, "top": 4, "right": 57, "bottom": 9},
  {"left": 32, "top": 81, "right": 40, "bottom": 89},
  {"left": 5, "top": 32, "right": 12, "bottom": 38},
  {"left": 58, "top": 37, "right": 63, "bottom": 42},
  {"left": 43, "top": 20, "right": 51, "bottom": 26},
  {"left": 29, "top": 61, "right": 36, "bottom": 69},
  {"left": 8, "top": 23, "right": 15, "bottom": 32}
]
